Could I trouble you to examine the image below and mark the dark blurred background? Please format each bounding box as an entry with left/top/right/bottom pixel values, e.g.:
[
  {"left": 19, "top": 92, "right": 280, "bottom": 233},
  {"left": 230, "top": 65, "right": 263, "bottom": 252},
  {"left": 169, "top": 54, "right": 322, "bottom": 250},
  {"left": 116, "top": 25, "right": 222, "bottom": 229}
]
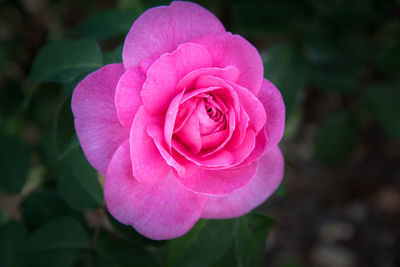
[{"left": 0, "top": 0, "right": 399, "bottom": 267}]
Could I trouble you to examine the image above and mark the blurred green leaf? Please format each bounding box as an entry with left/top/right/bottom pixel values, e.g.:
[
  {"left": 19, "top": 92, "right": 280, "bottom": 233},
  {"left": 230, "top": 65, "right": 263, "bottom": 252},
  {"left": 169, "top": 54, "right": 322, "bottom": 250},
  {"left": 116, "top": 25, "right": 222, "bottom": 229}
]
[
  {"left": 76, "top": 9, "right": 135, "bottom": 39},
  {"left": 166, "top": 219, "right": 236, "bottom": 267},
  {"left": 166, "top": 213, "right": 274, "bottom": 267},
  {"left": 276, "top": 182, "right": 286, "bottom": 196},
  {"left": 95, "top": 231, "right": 159, "bottom": 267},
  {"left": 310, "top": 66, "right": 363, "bottom": 95},
  {"left": 20, "top": 217, "right": 90, "bottom": 267},
  {"left": 29, "top": 38, "right": 102, "bottom": 86},
  {"left": 235, "top": 213, "right": 275, "bottom": 267},
  {"left": 364, "top": 84, "right": 400, "bottom": 141},
  {"left": 314, "top": 110, "right": 357, "bottom": 163},
  {"left": 72, "top": 250, "right": 110, "bottom": 267},
  {"left": 0, "top": 222, "right": 27, "bottom": 267},
  {"left": 103, "top": 44, "right": 123, "bottom": 64},
  {"left": 106, "top": 211, "right": 164, "bottom": 246},
  {"left": 58, "top": 148, "right": 104, "bottom": 210},
  {"left": 374, "top": 39, "right": 400, "bottom": 77},
  {"left": 21, "top": 189, "right": 82, "bottom": 230},
  {"left": 231, "top": 0, "right": 308, "bottom": 35},
  {"left": 54, "top": 96, "right": 78, "bottom": 159},
  {"left": 263, "top": 42, "right": 308, "bottom": 119},
  {"left": 0, "top": 135, "right": 29, "bottom": 193}
]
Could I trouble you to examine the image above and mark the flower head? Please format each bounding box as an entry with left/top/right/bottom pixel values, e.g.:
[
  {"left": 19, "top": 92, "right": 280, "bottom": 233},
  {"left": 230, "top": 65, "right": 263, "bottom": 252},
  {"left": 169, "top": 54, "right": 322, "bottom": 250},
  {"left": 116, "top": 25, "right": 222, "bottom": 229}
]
[{"left": 72, "top": 1, "right": 285, "bottom": 240}]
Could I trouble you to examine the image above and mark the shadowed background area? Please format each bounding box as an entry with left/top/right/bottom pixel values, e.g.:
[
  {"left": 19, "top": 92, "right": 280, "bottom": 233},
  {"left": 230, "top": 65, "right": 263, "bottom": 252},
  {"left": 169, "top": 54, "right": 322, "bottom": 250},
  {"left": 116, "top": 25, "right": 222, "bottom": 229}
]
[{"left": 0, "top": 0, "right": 399, "bottom": 267}]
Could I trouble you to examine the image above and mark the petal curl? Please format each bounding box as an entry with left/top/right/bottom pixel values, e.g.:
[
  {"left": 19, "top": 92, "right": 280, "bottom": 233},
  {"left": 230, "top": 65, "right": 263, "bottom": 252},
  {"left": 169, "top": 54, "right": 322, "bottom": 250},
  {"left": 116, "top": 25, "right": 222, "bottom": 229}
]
[
  {"left": 257, "top": 79, "right": 285, "bottom": 153},
  {"left": 193, "top": 32, "right": 264, "bottom": 94},
  {"left": 71, "top": 64, "right": 128, "bottom": 175},
  {"left": 201, "top": 145, "right": 284, "bottom": 218},
  {"left": 175, "top": 160, "right": 258, "bottom": 196},
  {"left": 141, "top": 42, "right": 212, "bottom": 115},
  {"left": 123, "top": 1, "right": 225, "bottom": 69},
  {"left": 115, "top": 67, "right": 144, "bottom": 129},
  {"left": 130, "top": 107, "right": 170, "bottom": 185},
  {"left": 105, "top": 141, "right": 207, "bottom": 240}
]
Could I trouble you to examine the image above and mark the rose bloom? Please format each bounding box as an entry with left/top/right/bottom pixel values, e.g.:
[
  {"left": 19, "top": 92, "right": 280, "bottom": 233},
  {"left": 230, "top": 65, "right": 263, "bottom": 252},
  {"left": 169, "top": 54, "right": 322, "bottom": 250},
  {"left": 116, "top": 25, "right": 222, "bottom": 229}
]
[{"left": 72, "top": 1, "right": 285, "bottom": 240}]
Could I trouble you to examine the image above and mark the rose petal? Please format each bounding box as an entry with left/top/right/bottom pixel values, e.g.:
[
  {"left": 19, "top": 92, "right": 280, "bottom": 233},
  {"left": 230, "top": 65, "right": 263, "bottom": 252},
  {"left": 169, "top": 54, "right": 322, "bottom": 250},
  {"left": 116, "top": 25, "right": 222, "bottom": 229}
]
[
  {"left": 201, "top": 145, "right": 284, "bottom": 218},
  {"left": 239, "top": 128, "right": 268, "bottom": 166},
  {"left": 115, "top": 67, "right": 144, "bottom": 129},
  {"left": 71, "top": 64, "right": 128, "bottom": 175},
  {"left": 105, "top": 141, "right": 207, "bottom": 240},
  {"left": 175, "top": 160, "right": 258, "bottom": 196},
  {"left": 228, "top": 81, "right": 266, "bottom": 134},
  {"left": 257, "top": 79, "right": 285, "bottom": 153},
  {"left": 123, "top": 1, "right": 225, "bottom": 69},
  {"left": 193, "top": 32, "right": 264, "bottom": 94},
  {"left": 147, "top": 124, "right": 197, "bottom": 178},
  {"left": 176, "top": 65, "right": 240, "bottom": 92},
  {"left": 141, "top": 42, "right": 212, "bottom": 115},
  {"left": 175, "top": 110, "right": 202, "bottom": 154},
  {"left": 130, "top": 107, "right": 170, "bottom": 185},
  {"left": 164, "top": 90, "right": 185, "bottom": 151}
]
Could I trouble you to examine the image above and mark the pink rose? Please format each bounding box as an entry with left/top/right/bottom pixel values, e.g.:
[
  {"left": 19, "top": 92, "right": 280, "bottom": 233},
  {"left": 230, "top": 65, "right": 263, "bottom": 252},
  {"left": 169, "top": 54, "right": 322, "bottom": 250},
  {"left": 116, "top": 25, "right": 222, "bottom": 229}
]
[{"left": 72, "top": 1, "right": 285, "bottom": 240}]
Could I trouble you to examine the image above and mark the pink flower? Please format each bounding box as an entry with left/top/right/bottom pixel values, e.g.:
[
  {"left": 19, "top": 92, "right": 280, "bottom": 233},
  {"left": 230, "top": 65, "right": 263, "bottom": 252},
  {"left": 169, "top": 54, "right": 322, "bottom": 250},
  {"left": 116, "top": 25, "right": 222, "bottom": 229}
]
[{"left": 72, "top": 1, "right": 285, "bottom": 240}]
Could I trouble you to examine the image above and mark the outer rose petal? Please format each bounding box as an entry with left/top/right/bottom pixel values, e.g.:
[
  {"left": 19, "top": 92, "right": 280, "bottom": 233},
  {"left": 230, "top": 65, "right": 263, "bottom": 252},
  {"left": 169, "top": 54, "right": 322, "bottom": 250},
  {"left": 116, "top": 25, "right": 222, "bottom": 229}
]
[
  {"left": 193, "top": 32, "right": 264, "bottom": 95},
  {"left": 123, "top": 1, "right": 225, "bottom": 69},
  {"left": 105, "top": 141, "right": 207, "bottom": 240},
  {"left": 201, "top": 145, "right": 284, "bottom": 218},
  {"left": 71, "top": 64, "right": 129, "bottom": 175},
  {"left": 141, "top": 42, "right": 212, "bottom": 115},
  {"left": 257, "top": 79, "right": 285, "bottom": 153},
  {"left": 130, "top": 107, "right": 170, "bottom": 185},
  {"left": 115, "top": 67, "right": 144, "bottom": 129},
  {"left": 175, "top": 161, "right": 258, "bottom": 196}
]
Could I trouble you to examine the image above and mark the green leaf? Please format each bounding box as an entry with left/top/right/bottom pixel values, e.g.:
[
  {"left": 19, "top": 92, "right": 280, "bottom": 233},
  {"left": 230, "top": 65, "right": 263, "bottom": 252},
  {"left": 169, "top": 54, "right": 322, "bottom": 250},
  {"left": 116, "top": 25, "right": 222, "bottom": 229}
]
[
  {"left": 103, "top": 44, "right": 123, "bottom": 64},
  {"left": 76, "top": 9, "right": 135, "bottom": 39},
  {"left": 166, "top": 219, "right": 236, "bottom": 267},
  {"left": 58, "top": 148, "right": 104, "bottom": 210},
  {"left": 309, "top": 66, "right": 363, "bottom": 95},
  {"left": 0, "top": 135, "right": 30, "bottom": 193},
  {"left": 235, "top": 213, "right": 275, "bottom": 267},
  {"left": 314, "top": 110, "right": 357, "bottom": 163},
  {"left": 106, "top": 211, "right": 164, "bottom": 246},
  {"left": 231, "top": 0, "right": 308, "bottom": 35},
  {"left": 165, "top": 213, "right": 275, "bottom": 267},
  {"left": 263, "top": 42, "right": 308, "bottom": 119},
  {"left": 29, "top": 38, "right": 102, "bottom": 86},
  {"left": 275, "top": 181, "right": 286, "bottom": 196},
  {"left": 53, "top": 96, "right": 79, "bottom": 159},
  {"left": 364, "top": 84, "right": 400, "bottom": 141},
  {"left": 21, "top": 189, "right": 82, "bottom": 230},
  {"left": 0, "top": 222, "right": 27, "bottom": 267},
  {"left": 72, "top": 250, "right": 110, "bottom": 267},
  {"left": 20, "top": 217, "right": 90, "bottom": 267},
  {"left": 95, "top": 231, "right": 159, "bottom": 267}
]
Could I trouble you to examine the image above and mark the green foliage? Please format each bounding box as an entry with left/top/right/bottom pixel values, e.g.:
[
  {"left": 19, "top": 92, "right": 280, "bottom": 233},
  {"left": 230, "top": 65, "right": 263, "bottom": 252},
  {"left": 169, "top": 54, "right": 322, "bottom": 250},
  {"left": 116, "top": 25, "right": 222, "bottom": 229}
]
[
  {"left": 0, "top": 222, "right": 27, "bottom": 267},
  {"left": 57, "top": 148, "right": 104, "bottom": 210},
  {"left": 21, "top": 189, "right": 82, "bottom": 230},
  {"left": 364, "top": 84, "right": 400, "bottom": 141},
  {"left": 29, "top": 38, "right": 103, "bottom": 86},
  {"left": 314, "top": 110, "right": 357, "bottom": 163},
  {"left": 0, "top": 135, "right": 30, "bottom": 193},
  {"left": 76, "top": 9, "right": 136, "bottom": 40},
  {"left": 166, "top": 213, "right": 275, "bottom": 267},
  {"left": 263, "top": 42, "right": 308, "bottom": 119},
  {"left": 54, "top": 96, "right": 79, "bottom": 159},
  {"left": 20, "top": 217, "right": 90, "bottom": 267},
  {"left": 94, "top": 231, "right": 159, "bottom": 267}
]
